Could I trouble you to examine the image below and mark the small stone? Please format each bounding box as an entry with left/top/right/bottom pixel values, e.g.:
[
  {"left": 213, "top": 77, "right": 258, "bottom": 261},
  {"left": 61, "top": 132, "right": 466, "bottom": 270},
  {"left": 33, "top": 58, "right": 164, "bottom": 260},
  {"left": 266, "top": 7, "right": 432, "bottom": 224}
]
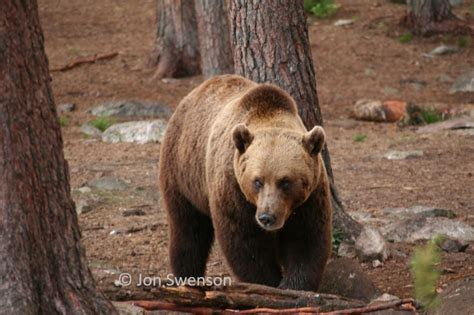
[
  {"left": 76, "top": 186, "right": 92, "bottom": 194},
  {"left": 102, "top": 120, "right": 167, "bottom": 144},
  {"left": 355, "top": 226, "right": 389, "bottom": 262},
  {"left": 450, "top": 70, "right": 474, "bottom": 94},
  {"left": 122, "top": 209, "right": 146, "bottom": 217},
  {"left": 372, "top": 259, "right": 383, "bottom": 268},
  {"left": 88, "top": 176, "right": 129, "bottom": 191},
  {"left": 80, "top": 123, "right": 103, "bottom": 138},
  {"left": 439, "top": 238, "right": 469, "bottom": 253},
  {"left": 384, "top": 150, "right": 424, "bottom": 160},
  {"left": 428, "top": 45, "right": 459, "bottom": 56},
  {"left": 364, "top": 68, "right": 376, "bottom": 77},
  {"left": 76, "top": 199, "right": 93, "bottom": 215},
  {"left": 338, "top": 242, "right": 357, "bottom": 259},
  {"left": 334, "top": 19, "right": 354, "bottom": 27},
  {"left": 58, "top": 103, "right": 76, "bottom": 113}
]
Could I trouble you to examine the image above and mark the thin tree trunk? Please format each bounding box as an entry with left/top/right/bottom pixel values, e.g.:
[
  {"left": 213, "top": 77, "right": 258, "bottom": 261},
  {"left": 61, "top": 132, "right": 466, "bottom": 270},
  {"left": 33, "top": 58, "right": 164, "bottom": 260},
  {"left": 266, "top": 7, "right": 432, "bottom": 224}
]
[
  {"left": 147, "top": 0, "right": 201, "bottom": 79},
  {"left": 229, "top": 0, "right": 362, "bottom": 240},
  {"left": 0, "top": 1, "right": 116, "bottom": 314},
  {"left": 404, "top": 0, "right": 459, "bottom": 36},
  {"left": 195, "top": 0, "right": 234, "bottom": 77}
]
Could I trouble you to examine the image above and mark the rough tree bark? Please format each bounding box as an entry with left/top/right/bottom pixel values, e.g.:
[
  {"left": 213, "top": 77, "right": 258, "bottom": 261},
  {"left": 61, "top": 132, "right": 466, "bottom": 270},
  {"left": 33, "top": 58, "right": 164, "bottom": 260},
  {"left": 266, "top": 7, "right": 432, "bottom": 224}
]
[
  {"left": 195, "top": 0, "right": 234, "bottom": 77},
  {"left": 147, "top": 0, "right": 201, "bottom": 79},
  {"left": 403, "top": 0, "right": 460, "bottom": 36},
  {"left": 0, "top": 1, "right": 116, "bottom": 314},
  {"left": 229, "top": 0, "right": 362, "bottom": 240}
]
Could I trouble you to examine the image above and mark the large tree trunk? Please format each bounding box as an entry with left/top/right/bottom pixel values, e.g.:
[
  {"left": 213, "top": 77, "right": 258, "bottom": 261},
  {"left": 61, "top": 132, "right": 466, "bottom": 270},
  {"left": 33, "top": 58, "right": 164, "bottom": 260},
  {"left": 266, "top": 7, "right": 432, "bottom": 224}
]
[
  {"left": 195, "top": 0, "right": 234, "bottom": 77},
  {"left": 147, "top": 0, "right": 201, "bottom": 79},
  {"left": 0, "top": 1, "right": 116, "bottom": 314},
  {"left": 404, "top": 0, "right": 458, "bottom": 36},
  {"left": 229, "top": 0, "right": 362, "bottom": 240}
]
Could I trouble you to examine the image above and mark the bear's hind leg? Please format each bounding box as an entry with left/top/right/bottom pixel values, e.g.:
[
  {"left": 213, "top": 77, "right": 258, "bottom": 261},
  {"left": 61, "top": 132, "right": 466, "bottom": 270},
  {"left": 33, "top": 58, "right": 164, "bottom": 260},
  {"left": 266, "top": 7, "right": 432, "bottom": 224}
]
[{"left": 165, "top": 191, "right": 214, "bottom": 278}]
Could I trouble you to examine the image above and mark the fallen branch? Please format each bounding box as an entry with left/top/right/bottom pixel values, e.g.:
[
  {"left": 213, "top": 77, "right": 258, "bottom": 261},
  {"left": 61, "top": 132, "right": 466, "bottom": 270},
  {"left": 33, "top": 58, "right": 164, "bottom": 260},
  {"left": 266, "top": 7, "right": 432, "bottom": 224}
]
[
  {"left": 122, "top": 298, "right": 416, "bottom": 314},
  {"left": 50, "top": 52, "right": 118, "bottom": 72},
  {"left": 101, "top": 277, "right": 364, "bottom": 312},
  {"left": 320, "top": 298, "right": 416, "bottom": 315}
]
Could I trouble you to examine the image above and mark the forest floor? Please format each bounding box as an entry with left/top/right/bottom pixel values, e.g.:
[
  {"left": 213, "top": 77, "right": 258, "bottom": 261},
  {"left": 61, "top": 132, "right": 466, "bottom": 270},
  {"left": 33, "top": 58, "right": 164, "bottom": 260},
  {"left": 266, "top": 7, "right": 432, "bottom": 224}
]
[{"left": 39, "top": 0, "right": 473, "bottom": 301}]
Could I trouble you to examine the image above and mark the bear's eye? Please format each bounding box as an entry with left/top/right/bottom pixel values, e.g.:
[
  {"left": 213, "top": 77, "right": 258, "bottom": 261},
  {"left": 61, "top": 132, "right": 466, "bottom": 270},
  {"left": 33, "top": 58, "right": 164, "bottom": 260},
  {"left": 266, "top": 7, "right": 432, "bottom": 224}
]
[
  {"left": 278, "top": 179, "right": 291, "bottom": 191},
  {"left": 254, "top": 178, "right": 263, "bottom": 191}
]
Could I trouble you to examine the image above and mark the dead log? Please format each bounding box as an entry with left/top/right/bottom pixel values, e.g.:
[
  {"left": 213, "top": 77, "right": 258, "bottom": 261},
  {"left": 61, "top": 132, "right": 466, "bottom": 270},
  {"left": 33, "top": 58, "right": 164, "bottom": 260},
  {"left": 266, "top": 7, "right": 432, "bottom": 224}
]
[{"left": 101, "top": 275, "right": 365, "bottom": 312}]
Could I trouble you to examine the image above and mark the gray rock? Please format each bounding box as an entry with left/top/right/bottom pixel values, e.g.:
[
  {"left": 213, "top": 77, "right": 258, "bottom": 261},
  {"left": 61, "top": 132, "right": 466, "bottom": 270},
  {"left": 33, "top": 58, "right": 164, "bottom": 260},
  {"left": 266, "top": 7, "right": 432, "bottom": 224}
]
[
  {"left": 353, "top": 99, "right": 386, "bottom": 122},
  {"left": 75, "top": 199, "right": 93, "bottom": 215},
  {"left": 438, "top": 74, "right": 454, "bottom": 83},
  {"left": 449, "top": 0, "right": 463, "bottom": 6},
  {"left": 58, "top": 103, "right": 76, "bottom": 113},
  {"left": 450, "top": 70, "right": 474, "bottom": 94},
  {"left": 428, "top": 45, "right": 459, "bottom": 56},
  {"left": 431, "top": 276, "right": 474, "bottom": 315},
  {"left": 89, "top": 100, "right": 172, "bottom": 118},
  {"left": 355, "top": 226, "right": 389, "bottom": 262},
  {"left": 384, "top": 150, "right": 424, "bottom": 160},
  {"left": 383, "top": 206, "right": 456, "bottom": 219},
  {"left": 319, "top": 258, "right": 381, "bottom": 303},
  {"left": 417, "top": 117, "right": 474, "bottom": 133},
  {"left": 80, "top": 123, "right": 103, "bottom": 138},
  {"left": 87, "top": 176, "right": 129, "bottom": 191},
  {"left": 383, "top": 217, "right": 474, "bottom": 242},
  {"left": 334, "top": 19, "right": 354, "bottom": 27},
  {"left": 102, "top": 120, "right": 167, "bottom": 144},
  {"left": 338, "top": 242, "right": 357, "bottom": 259},
  {"left": 439, "top": 238, "right": 469, "bottom": 253}
]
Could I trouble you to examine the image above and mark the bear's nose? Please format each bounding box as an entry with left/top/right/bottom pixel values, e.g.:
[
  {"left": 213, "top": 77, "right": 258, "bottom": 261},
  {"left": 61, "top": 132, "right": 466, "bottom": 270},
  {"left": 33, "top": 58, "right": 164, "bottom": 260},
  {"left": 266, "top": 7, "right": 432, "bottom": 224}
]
[{"left": 258, "top": 213, "right": 276, "bottom": 227}]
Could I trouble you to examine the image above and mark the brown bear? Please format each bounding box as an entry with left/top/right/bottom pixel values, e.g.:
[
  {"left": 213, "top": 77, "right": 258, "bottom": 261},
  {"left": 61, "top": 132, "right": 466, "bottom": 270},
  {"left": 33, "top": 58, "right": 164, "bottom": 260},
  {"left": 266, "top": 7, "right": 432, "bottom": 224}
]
[{"left": 159, "top": 75, "right": 332, "bottom": 291}]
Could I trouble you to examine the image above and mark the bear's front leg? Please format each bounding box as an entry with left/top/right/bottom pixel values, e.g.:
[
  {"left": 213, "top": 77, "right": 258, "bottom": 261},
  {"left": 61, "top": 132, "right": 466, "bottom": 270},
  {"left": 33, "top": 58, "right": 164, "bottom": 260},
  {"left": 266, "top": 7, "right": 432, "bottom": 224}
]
[
  {"left": 278, "top": 197, "right": 332, "bottom": 291},
  {"left": 212, "top": 199, "right": 282, "bottom": 287}
]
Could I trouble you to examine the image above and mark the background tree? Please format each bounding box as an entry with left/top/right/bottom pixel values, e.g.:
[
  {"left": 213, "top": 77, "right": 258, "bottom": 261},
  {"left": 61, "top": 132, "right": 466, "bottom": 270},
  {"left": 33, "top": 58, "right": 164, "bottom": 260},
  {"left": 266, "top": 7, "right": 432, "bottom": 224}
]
[
  {"left": 195, "top": 0, "right": 234, "bottom": 77},
  {"left": 0, "top": 1, "right": 116, "bottom": 314},
  {"left": 403, "top": 0, "right": 463, "bottom": 36},
  {"left": 147, "top": 0, "right": 201, "bottom": 79},
  {"left": 229, "top": 0, "right": 363, "bottom": 240}
]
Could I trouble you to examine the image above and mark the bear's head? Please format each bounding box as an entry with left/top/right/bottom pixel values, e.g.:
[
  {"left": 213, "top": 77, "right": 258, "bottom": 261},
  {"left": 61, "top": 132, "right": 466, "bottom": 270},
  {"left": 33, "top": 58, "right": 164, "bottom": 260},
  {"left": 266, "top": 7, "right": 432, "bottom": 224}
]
[{"left": 232, "top": 124, "right": 326, "bottom": 231}]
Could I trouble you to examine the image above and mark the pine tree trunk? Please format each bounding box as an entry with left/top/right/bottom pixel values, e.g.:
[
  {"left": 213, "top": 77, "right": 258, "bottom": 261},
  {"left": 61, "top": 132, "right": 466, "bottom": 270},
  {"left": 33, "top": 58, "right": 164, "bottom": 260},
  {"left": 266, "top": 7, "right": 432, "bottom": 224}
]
[
  {"left": 147, "top": 0, "right": 201, "bottom": 79},
  {"left": 229, "top": 0, "right": 362, "bottom": 240},
  {"left": 0, "top": 1, "right": 116, "bottom": 314},
  {"left": 404, "top": 0, "right": 457, "bottom": 36},
  {"left": 195, "top": 0, "right": 234, "bottom": 77}
]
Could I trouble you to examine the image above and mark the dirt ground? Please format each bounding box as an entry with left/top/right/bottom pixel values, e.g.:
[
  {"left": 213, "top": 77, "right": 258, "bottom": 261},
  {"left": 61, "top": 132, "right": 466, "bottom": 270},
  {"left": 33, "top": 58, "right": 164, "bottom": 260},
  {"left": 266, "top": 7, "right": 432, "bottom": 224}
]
[{"left": 38, "top": 0, "right": 474, "bottom": 300}]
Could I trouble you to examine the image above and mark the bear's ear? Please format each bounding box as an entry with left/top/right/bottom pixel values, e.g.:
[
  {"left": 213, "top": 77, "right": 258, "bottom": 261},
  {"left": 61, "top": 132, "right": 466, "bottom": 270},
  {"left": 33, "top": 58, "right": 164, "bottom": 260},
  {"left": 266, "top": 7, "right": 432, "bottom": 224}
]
[
  {"left": 232, "top": 123, "right": 254, "bottom": 153},
  {"left": 303, "top": 126, "right": 326, "bottom": 157}
]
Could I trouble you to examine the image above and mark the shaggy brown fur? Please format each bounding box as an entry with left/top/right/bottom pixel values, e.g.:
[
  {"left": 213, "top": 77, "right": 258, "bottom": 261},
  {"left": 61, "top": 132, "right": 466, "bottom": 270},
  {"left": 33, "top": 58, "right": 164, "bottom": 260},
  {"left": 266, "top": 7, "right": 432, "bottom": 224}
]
[{"left": 159, "top": 75, "right": 332, "bottom": 291}]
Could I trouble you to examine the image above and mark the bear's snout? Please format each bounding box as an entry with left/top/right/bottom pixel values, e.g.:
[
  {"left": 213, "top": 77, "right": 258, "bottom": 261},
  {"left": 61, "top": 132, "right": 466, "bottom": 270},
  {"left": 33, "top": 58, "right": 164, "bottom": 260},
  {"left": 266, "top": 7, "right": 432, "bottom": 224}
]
[{"left": 257, "top": 213, "right": 276, "bottom": 227}]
